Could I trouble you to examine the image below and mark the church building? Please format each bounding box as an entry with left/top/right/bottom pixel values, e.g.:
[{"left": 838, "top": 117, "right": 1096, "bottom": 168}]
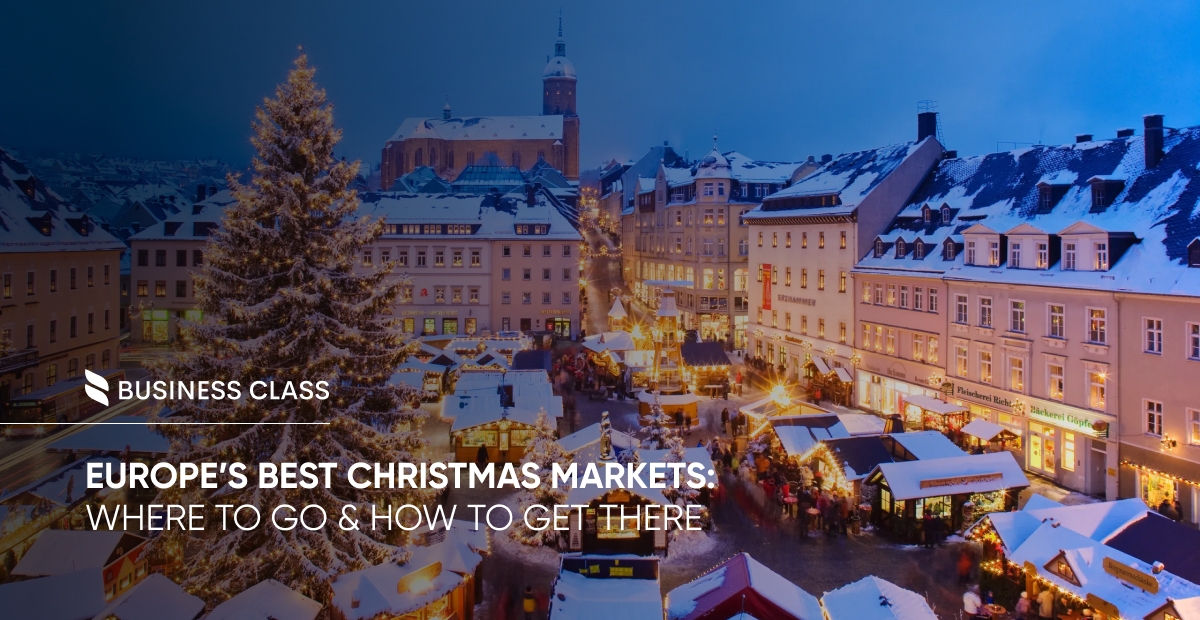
[{"left": 380, "top": 18, "right": 580, "bottom": 189}]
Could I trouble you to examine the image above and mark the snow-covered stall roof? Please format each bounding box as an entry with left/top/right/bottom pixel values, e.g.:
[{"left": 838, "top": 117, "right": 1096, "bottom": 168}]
[
  {"left": 90, "top": 573, "right": 205, "bottom": 620},
  {"left": 442, "top": 370, "right": 562, "bottom": 431},
  {"left": 837, "top": 413, "right": 886, "bottom": 436},
  {"left": 666, "top": 552, "right": 821, "bottom": 620},
  {"left": 608, "top": 297, "right": 628, "bottom": 319},
  {"left": 902, "top": 394, "right": 966, "bottom": 415},
  {"left": 0, "top": 568, "right": 106, "bottom": 620},
  {"left": 886, "top": 430, "right": 968, "bottom": 460},
  {"left": 582, "top": 331, "right": 636, "bottom": 353},
  {"left": 821, "top": 576, "right": 938, "bottom": 620},
  {"left": 636, "top": 391, "right": 700, "bottom": 406},
  {"left": 207, "top": 579, "right": 321, "bottom": 620},
  {"left": 870, "top": 451, "right": 1028, "bottom": 501},
  {"left": 766, "top": 414, "right": 850, "bottom": 457},
  {"left": 970, "top": 497, "right": 1150, "bottom": 553},
  {"left": 46, "top": 415, "right": 169, "bottom": 456},
  {"left": 331, "top": 539, "right": 481, "bottom": 620},
  {"left": 387, "top": 115, "right": 565, "bottom": 143},
  {"left": 387, "top": 371, "right": 425, "bottom": 391},
  {"left": 1007, "top": 520, "right": 1200, "bottom": 620},
  {"left": 854, "top": 125, "right": 1200, "bottom": 299},
  {"left": 961, "top": 418, "right": 1008, "bottom": 442},
  {"left": 13, "top": 530, "right": 145, "bottom": 577},
  {"left": 551, "top": 558, "right": 663, "bottom": 620}
]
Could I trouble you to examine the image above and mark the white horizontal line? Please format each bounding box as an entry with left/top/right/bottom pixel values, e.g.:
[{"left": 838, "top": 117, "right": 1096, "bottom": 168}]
[{"left": 9, "top": 422, "right": 331, "bottom": 426}]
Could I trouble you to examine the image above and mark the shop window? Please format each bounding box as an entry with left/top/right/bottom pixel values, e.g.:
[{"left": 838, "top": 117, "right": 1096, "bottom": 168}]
[
  {"left": 1061, "top": 432, "right": 1076, "bottom": 471},
  {"left": 1140, "top": 471, "right": 1178, "bottom": 512}
]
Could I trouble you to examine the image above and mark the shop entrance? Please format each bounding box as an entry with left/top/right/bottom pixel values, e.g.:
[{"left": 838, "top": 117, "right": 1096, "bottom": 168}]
[
  {"left": 142, "top": 309, "right": 169, "bottom": 343},
  {"left": 549, "top": 317, "right": 571, "bottom": 338}
]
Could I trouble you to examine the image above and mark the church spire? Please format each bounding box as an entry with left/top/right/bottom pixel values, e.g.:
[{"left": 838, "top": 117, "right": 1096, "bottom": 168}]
[{"left": 554, "top": 8, "right": 566, "bottom": 57}]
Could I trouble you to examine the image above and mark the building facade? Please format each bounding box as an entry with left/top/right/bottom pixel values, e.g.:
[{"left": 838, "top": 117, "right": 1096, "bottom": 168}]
[
  {"left": 379, "top": 23, "right": 579, "bottom": 188},
  {"left": 0, "top": 149, "right": 124, "bottom": 403},
  {"left": 746, "top": 123, "right": 944, "bottom": 383}
]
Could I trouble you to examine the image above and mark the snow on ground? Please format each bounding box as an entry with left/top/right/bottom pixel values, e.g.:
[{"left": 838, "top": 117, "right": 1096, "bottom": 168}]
[{"left": 1023, "top": 476, "right": 1101, "bottom": 506}]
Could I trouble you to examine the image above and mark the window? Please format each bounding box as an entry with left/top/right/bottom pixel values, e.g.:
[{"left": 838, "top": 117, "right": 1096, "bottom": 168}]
[
  {"left": 913, "top": 334, "right": 925, "bottom": 360},
  {"left": 155, "top": 250, "right": 166, "bottom": 267},
  {"left": 434, "top": 251, "right": 445, "bottom": 266},
  {"left": 772, "top": 233, "right": 777, "bottom": 248},
  {"left": 562, "top": 291, "right": 571, "bottom": 305},
  {"left": 979, "top": 297, "right": 992, "bottom": 327},
  {"left": 928, "top": 337, "right": 938, "bottom": 363},
  {"left": 542, "top": 292, "right": 551, "bottom": 304},
  {"left": 416, "top": 251, "right": 427, "bottom": 266},
  {"left": 914, "top": 287, "right": 924, "bottom": 311},
  {"left": 502, "top": 268, "right": 511, "bottom": 281},
  {"left": 717, "top": 268, "right": 726, "bottom": 289},
  {"left": 956, "top": 344, "right": 968, "bottom": 377},
  {"left": 522, "top": 292, "right": 532, "bottom": 304},
  {"left": 929, "top": 289, "right": 938, "bottom": 313},
  {"left": 1063, "top": 243, "right": 1076, "bottom": 270},
  {"left": 175, "top": 250, "right": 187, "bottom": 267},
  {"left": 1146, "top": 400, "right": 1164, "bottom": 436},
  {"left": 703, "top": 269, "right": 714, "bottom": 290},
  {"left": 69, "top": 267, "right": 77, "bottom": 290},
  {"left": 175, "top": 281, "right": 187, "bottom": 297},
  {"left": 818, "top": 270, "right": 825, "bottom": 291},
  {"left": 1095, "top": 242, "right": 1109, "bottom": 270},
  {"left": 542, "top": 268, "right": 551, "bottom": 281},
  {"left": 887, "top": 284, "right": 895, "bottom": 306},
  {"left": 542, "top": 245, "right": 552, "bottom": 257},
  {"left": 802, "top": 232, "right": 808, "bottom": 248},
  {"left": 1144, "top": 318, "right": 1163, "bottom": 354},
  {"left": 914, "top": 241, "right": 925, "bottom": 259},
  {"left": 502, "top": 291, "right": 511, "bottom": 304},
  {"left": 137, "top": 250, "right": 148, "bottom": 267},
  {"left": 46, "top": 364, "right": 57, "bottom": 386},
  {"left": 967, "top": 241, "right": 976, "bottom": 265},
  {"left": 703, "top": 238, "right": 713, "bottom": 255},
  {"left": 772, "top": 311, "right": 778, "bottom": 328},
  {"left": 1062, "top": 432, "right": 1076, "bottom": 472},
  {"left": 839, "top": 272, "right": 846, "bottom": 293},
  {"left": 739, "top": 239, "right": 749, "bottom": 255},
  {"left": 50, "top": 270, "right": 57, "bottom": 292},
  {"left": 1190, "top": 323, "right": 1200, "bottom": 360},
  {"left": 899, "top": 285, "right": 908, "bottom": 308},
  {"left": 1049, "top": 305, "right": 1065, "bottom": 339},
  {"left": 1009, "top": 243, "right": 1021, "bottom": 268},
  {"left": 875, "top": 326, "right": 883, "bottom": 352},
  {"left": 469, "top": 288, "right": 479, "bottom": 303},
  {"left": 785, "top": 232, "right": 791, "bottom": 248},
  {"left": 87, "top": 313, "right": 94, "bottom": 334},
  {"left": 1087, "top": 308, "right": 1107, "bottom": 344},
  {"left": 26, "top": 325, "right": 33, "bottom": 349},
  {"left": 886, "top": 329, "right": 896, "bottom": 354},
  {"left": 955, "top": 294, "right": 968, "bottom": 323},
  {"left": 1088, "top": 370, "right": 1107, "bottom": 410},
  {"left": 874, "top": 284, "right": 884, "bottom": 305},
  {"left": 772, "top": 267, "right": 778, "bottom": 285},
  {"left": 1037, "top": 243, "right": 1048, "bottom": 269},
  {"left": 1190, "top": 409, "right": 1200, "bottom": 446},
  {"left": 862, "top": 324, "right": 872, "bottom": 349},
  {"left": 1011, "top": 300, "right": 1026, "bottom": 333},
  {"left": 502, "top": 245, "right": 511, "bottom": 257},
  {"left": 522, "top": 268, "right": 531, "bottom": 281},
  {"left": 26, "top": 271, "right": 34, "bottom": 295},
  {"left": 979, "top": 351, "right": 993, "bottom": 384},
  {"left": 70, "top": 316, "right": 77, "bottom": 338},
  {"left": 563, "top": 268, "right": 571, "bottom": 281},
  {"left": 1048, "top": 362, "right": 1064, "bottom": 400},
  {"left": 757, "top": 232, "right": 763, "bottom": 247},
  {"left": 840, "top": 322, "right": 847, "bottom": 343},
  {"left": 840, "top": 231, "right": 847, "bottom": 249},
  {"left": 49, "top": 320, "right": 57, "bottom": 343},
  {"left": 137, "top": 281, "right": 148, "bottom": 297},
  {"left": 1009, "top": 357, "right": 1025, "bottom": 392},
  {"left": 523, "top": 245, "right": 532, "bottom": 257},
  {"left": 785, "top": 312, "right": 792, "bottom": 331},
  {"left": 155, "top": 281, "right": 166, "bottom": 297},
  {"left": 862, "top": 282, "right": 871, "bottom": 303},
  {"left": 104, "top": 310, "right": 110, "bottom": 330},
  {"left": 717, "top": 238, "right": 726, "bottom": 256},
  {"left": 819, "top": 232, "right": 825, "bottom": 249},
  {"left": 703, "top": 182, "right": 714, "bottom": 197},
  {"left": 818, "top": 318, "right": 825, "bottom": 338},
  {"left": 989, "top": 241, "right": 1000, "bottom": 266},
  {"left": 789, "top": 268, "right": 796, "bottom": 287}
]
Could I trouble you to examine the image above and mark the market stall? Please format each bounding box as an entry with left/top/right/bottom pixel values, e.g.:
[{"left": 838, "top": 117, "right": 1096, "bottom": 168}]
[
  {"left": 961, "top": 418, "right": 1020, "bottom": 453},
  {"left": 331, "top": 537, "right": 483, "bottom": 620},
  {"left": 866, "top": 451, "right": 1028, "bottom": 542},
  {"left": 637, "top": 390, "right": 699, "bottom": 427},
  {"left": 821, "top": 576, "right": 938, "bottom": 620},
  {"left": 680, "top": 341, "right": 731, "bottom": 396},
  {"left": 901, "top": 394, "right": 968, "bottom": 433}
]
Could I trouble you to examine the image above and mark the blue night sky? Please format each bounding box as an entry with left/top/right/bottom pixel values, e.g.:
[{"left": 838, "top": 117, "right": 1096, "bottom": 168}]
[{"left": 2, "top": 1, "right": 1198, "bottom": 170}]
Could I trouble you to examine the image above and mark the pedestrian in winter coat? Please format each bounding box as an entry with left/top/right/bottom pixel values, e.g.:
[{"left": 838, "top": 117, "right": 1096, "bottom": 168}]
[
  {"left": 674, "top": 410, "right": 685, "bottom": 433},
  {"left": 721, "top": 408, "right": 730, "bottom": 435},
  {"left": 1013, "top": 592, "right": 1032, "bottom": 620},
  {"left": 476, "top": 445, "right": 489, "bottom": 467}
]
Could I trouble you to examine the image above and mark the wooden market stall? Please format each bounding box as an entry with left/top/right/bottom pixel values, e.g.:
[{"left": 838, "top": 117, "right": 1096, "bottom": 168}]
[
  {"left": 441, "top": 371, "right": 562, "bottom": 463},
  {"left": 331, "top": 536, "right": 483, "bottom": 620},
  {"left": 960, "top": 418, "right": 1021, "bottom": 453},
  {"left": 680, "top": 341, "right": 731, "bottom": 397},
  {"left": 901, "top": 394, "right": 969, "bottom": 433},
  {"left": 637, "top": 390, "right": 699, "bottom": 427},
  {"left": 866, "top": 451, "right": 1028, "bottom": 543}
]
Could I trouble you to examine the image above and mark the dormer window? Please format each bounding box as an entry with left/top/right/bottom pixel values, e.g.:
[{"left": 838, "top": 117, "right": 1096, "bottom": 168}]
[
  {"left": 914, "top": 240, "right": 925, "bottom": 259},
  {"left": 1063, "top": 243, "right": 1077, "bottom": 270},
  {"left": 966, "top": 241, "right": 976, "bottom": 265},
  {"left": 895, "top": 239, "right": 907, "bottom": 258},
  {"left": 1009, "top": 242, "right": 1021, "bottom": 268},
  {"left": 941, "top": 205, "right": 951, "bottom": 225},
  {"left": 874, "top": 239, "right": 884, "bottom": 258},
  {"left": 943, "top": 239, "right": 957, "bottom": 261},
  {"left": 922, "top": 205, "right": 932, "bottom": 223},
  {"left": 1088, "top": 176, "right": 1126, "bottom": 212},
  {"left": 1037, "top": 243, "right": 1049, "bottom": 269},
  {"left": 989, "top": 241, "right": 1000, "bottom": 266},
  {"left": 1037, "top": 183, "right": 1070, "bottom": 213},
  {"left": 1189, "top": 239, "right": 1200, "bottom": 267}
]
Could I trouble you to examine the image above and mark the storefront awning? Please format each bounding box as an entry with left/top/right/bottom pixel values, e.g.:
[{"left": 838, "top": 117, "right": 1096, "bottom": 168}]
[
  {"left": 833, "top": 367, "right": 853, "bottom": 383},
  {"left": 903, "top": 394, "right": 967, "bottom": 416},
  {"left": 809, "top": 358, "right": 832, "bottom": 375},
  {"left": 962, "top": 418, "right": 1008, "bottom": 442}
]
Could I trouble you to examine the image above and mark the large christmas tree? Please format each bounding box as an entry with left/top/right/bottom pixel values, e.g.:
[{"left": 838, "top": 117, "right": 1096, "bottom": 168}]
[{"left": 148, "top": 53, "right": 429, "bottom": 605}]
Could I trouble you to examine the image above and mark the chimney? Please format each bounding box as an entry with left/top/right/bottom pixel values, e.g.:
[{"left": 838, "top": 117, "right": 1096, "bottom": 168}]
[
  {"left": 208, "top": 184, "right": 218, "bottom": 197},
  {"left": 1144, "top": 114, "right": 1164, "bottom": 168},
  {"left": 918, "top": 111, "right": 938, "bottom": 142},
  {"left": 525, "top": 183, "right": 537, "bottom": 206},
  {"left": 1116, "top": 128, "right": 1135, "bottom": 138},
  {"left": 196, "top": 185, "right": 206, "bottom": 203},
  {"left": 1075, "top": 134, "right": 1093, "bottom": 143},
  {"left": 820, "top": 154, "right": 833, "bottom": 164}
]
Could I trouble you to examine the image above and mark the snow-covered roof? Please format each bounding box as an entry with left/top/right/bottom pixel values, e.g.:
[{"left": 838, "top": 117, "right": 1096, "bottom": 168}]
[
  {"left": 749, "top": 141, "right": 926, "bottom": 219},
  {"left": 566, "top": 447, "right": 717, "bottom": 506},
  {"left": 442, "top": 370, "right": 562, "bottom": 431},
  {"left": 0, "top": 568, "right": 107, "bottom": 620},
  {"left": 886, "top": 430, "right": 967, "bottom": 460},
  {"left": 360, "top": 186, "right": 581, "bottom": 241},
  {"left": 961, "top": 418, "right": 1007, "bottom": 442},
  {"left": 870, "top": 451, "right": 1028, "bottom": 501},
  {"left": 387, "top": 116, "right": 565, "bottom": 143},
  {"left": 557, "top": 422, "right": 637, "bottom": 455},
  {"left": 820, "top": 576, "right": 938, "bottom": 620},
  {"left": 550, "top": 567, "right": 662, "bottom": 620},
  {"left": 1007, "top": 520, "right": 1200, "bottom": 620},
  {"left": 89, "top": 573, "right": 205, "bottom": 620},
  {"left": 765, "top": 414, "right": 850, "bottom": 457},
  {"left": 13, "top": 530, "right": 144, "bottom": 577},
  {"left": 331, "top": 539, "right": 481, "bottom": 620},
  {"left": 582, "top": 331, "right": 635, "bottom": 354},
  {"left": 207, "top": 579, "right": 321, "bottom": 620},
  {"left": 0, "top": 455, "right": 120, "bottom": 507},
  {"left": 971, "top": 497, "right": 1150, "bottom": 553},
  {"left": 836, "top": 413, "right": 886, "bottom": 436},
  {"left": 0, "top": 148, "right": 127, "bottom": 254},
  {"left": 855, "top": 125, "right": 1200, "bottom": 298},
  {"left": 608, "top": 297, "right": 628, "bottom": 319},
  {"left": 901, "top": 394, "right": 967, "bottom": 415},
  {"left": 666, "top": 552, "right": 822, "bottom": 620},
  {"left": 46, "top": 415, "right": 169, "bottom": 456},
  {"left": 543, "top": 54, "right": 577, "bottom": 79},
  {"left": 127, "top": 189, "right": 234, "bottom": 241},
  {"left": 636, "top": 390, "right": 699, "bottom": 406}
]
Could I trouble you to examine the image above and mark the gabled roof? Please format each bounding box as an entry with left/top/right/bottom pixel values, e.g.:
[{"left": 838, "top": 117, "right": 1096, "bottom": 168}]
[
  {"left": 870, "top": 452, "right": 1028, "bottom": 500},
  {"left": 758, "top": 141, "right": 926, "bottom": 210},
  {"left": 821, "top": 576, "right": 938, "bottom": 620},
  {"left": 90, "top": 573, "right": 206, "bottom": 620},
  {"left": 13, "top": 530, "right": 145, "bottom": 577},
  {"left": 0, "top": 568, "right": 107, "bottom": 620},
  {"left": 666, "top": 552, "right": 821, "bottom": 620},
  {"left": 208, "top": 579, "right": 321, "bottom": 620},
  {"left": 1056, "top": 220, "right": 1108, "bottom": 235},
  {"left": 1004, "top": 222, "right": 1049, "bottom": 235}
]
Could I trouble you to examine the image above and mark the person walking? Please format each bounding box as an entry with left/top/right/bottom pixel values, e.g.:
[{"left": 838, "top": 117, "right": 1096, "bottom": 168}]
[
  {"left": 1013, "top": 592, "right": 1032, "bottom": 620},
  {"left": 963, "top": 585, "right": 984, "bottom": 619},
  {"left": 721, "top": 408, "right": 730, "bottom": 435},
  {"left": 1036, "top": 587, "right": 1055, "bottom": 620},
  {"left": 674, "top": 410, "right": 685, "bottom": 434},
  {"left": 523, "top": 586, "right": 537, "bottom": 620}
]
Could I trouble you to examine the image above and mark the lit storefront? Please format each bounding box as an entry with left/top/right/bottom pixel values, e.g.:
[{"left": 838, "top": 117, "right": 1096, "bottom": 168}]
[
  {"left": 854, "top": 356, "right": 943, "bottom": 419},
  {"left": 947, "top": 380, "right": 1115, "bottom": 497},
  {"left": 1119, "top": 443, "right": 1200, "bottom": 524},
  {"left": 453, "top": 419, "right": 536, "bottom": 464}
]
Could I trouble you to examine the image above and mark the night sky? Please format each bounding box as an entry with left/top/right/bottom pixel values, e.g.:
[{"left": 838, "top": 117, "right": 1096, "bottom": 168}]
[{"left": 2, "top": 1, "right": 1198, "bottom": 170}]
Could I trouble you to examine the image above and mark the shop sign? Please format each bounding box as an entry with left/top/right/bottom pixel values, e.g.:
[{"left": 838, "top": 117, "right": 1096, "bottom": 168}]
[
  {"left": 402, "top": 309, "right": 458, "bottom": 316},
  {"left": 540, "top": 309, "right": 572, "bottom": 315},
  {"left": 1085, "top": 594, "right": 1119, "bottom": 618},
  {"left": 776, "top": 294, "right": 816, "bottom": 306},
  {"left": 1026, "top": 401, "right": 1112, "bottom": 438},
  {"left": 919, "top": 472, "right": 1003, "bottom": 489},
  {"left": 953, "top": 383, "right": 1016, "bottom": 411},
  {"left": 762, "top": 263, "right": 772, "bottom": 311},
  {"left": 1102, "top": 557, "right": 1158, "bottom": 593}
]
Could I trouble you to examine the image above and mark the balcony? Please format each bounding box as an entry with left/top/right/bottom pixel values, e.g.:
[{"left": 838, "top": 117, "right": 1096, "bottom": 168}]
[{"left": 0, "top": 349, "right": 39, "bottom": 375}]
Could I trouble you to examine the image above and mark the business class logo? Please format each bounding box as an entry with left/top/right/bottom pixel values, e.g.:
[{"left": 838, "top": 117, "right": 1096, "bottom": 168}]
[{"left": 84, "top": 369, "right": 111, "bottom": 407}]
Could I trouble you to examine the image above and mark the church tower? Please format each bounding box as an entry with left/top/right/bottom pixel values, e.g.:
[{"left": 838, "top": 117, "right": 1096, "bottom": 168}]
[{"left": 542, "top": 12, "right": 579, "bottom": 180}]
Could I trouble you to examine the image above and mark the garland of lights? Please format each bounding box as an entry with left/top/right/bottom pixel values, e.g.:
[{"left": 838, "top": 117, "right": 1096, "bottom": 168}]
[{"left": 1120, "top": 460, "right": 1200, "bottom": 489}]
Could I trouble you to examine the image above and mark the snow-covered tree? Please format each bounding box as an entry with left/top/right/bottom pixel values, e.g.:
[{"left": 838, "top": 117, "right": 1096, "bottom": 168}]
[
  {"left": 146, "top": 53, "right": 429, "bottom": 605},
  {"left": 511, "top": 409, "right": 570, "bottom": 547},
  {"left": 639, "top": 392, "right": 678, "bottom": 450}
]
